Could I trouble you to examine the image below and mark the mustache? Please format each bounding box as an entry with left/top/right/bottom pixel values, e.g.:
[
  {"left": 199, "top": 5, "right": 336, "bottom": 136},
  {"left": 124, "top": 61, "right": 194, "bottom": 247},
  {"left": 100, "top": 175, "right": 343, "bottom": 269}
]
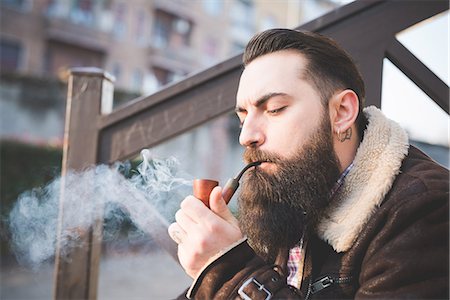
[{"left": 243, "top": 148, "right": 283, "bottom": 165}]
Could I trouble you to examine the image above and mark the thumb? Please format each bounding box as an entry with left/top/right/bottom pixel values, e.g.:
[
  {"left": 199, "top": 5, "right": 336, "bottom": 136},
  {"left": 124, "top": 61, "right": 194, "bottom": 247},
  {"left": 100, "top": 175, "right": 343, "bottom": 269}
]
[{"left": 209, "top": 186, "right": 239, "bottom": 226}]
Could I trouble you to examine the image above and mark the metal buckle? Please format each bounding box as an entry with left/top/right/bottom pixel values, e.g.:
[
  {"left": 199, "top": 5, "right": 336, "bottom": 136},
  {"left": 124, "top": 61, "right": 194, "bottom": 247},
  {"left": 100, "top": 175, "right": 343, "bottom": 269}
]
[{"left": 238, "top": 277, "right": 272, "bottom": 300}]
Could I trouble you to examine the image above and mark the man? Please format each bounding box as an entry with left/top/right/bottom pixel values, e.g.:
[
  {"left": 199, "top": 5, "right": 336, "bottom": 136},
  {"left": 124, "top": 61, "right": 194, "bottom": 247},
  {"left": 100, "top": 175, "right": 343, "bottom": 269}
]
[{"left": 168, "top": 29, "right": 449, "bottom": 299}]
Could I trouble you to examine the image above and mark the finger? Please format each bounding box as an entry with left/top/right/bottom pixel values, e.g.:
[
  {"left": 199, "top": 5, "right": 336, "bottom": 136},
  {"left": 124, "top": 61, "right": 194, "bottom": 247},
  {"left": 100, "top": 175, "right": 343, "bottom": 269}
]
[
  {"left": 180, "top": 195, "right": 213, "bottom": 222},
  {"left": 209, "top": 186, "right": 240, "bottom": 227},
  {"left": 209, "top": 186, "right": 226, "bottom": 215},
  {"left": 168, "top": 222, "right": 186, "bottom": 244},
  {"left": 175, "top": 209, "right": 197, "bottom": 231}
]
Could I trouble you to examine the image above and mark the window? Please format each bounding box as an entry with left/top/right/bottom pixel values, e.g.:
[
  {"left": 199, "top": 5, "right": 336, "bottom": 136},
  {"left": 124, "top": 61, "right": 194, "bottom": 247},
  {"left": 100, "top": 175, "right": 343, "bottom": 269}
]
[
  {"left": 113, "top": 3, "right": 127, "bottom": 39},
  {"left": 0, "top": 39, "right": 22, "bottom": 72},
  {"left": 2, "top": 0, "right": 31, "bottom": 11},
  {"left": 112, "top": 63, "right": 121, "bottom": 81},
  {"left": 203, "top": 0, "right": 223, "bottom": 16},
  {"left": 153, "top": 10, "right": 172, "bottom": 48},
  {"left": 132, "top": 69, "right": 143, "bottom": 92},
  {"left": 152, "top": 66, "right": 172, "bottom": 87},
  {"left": 260, "top": 15, "right": 278, "bottom": 31},
  {"left": 230, "top": 0, "right": 254, "bottom": 29},
  {"left": 70, "top": 0, "right": 94, "bottom": 26},
  {"left": 45, "top": 0, "right": 67, "bottom": 18},
  {"left": 167, "top": 71, "right": 184, "bottom": 83},
  {"left": 172, "top": 18, "right": 191, "bottom": 47},
  {"left": 202, "top": 37, "right": 219, "bottom": 65},
  {"left": 230, "top": 0, "right": 254, "bottom": 46},
  {"left": 142, "top": 72, "right": 159, "bottom": 95},
  {"left": 230, "top": 41, "right": 245, "bottom": 56},
  {"left": 152, "top": 10, "right": 191, "bottom": 49},
  {"left": 135, "top": 10, "right": 146, "bottom": 45}
]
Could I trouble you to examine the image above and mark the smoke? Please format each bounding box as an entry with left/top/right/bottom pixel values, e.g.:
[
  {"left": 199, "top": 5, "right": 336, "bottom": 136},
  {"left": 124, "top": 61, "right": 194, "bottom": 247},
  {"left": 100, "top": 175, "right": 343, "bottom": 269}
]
[{"left": 7, "top": 149, "right": 192, "bottom": 268}]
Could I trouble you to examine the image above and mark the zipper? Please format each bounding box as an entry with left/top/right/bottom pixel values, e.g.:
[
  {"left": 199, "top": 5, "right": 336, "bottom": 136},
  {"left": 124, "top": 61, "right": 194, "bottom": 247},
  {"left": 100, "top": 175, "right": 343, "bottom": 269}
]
[
  {"left": 304, "top": 276, "right": 313, "bottom": 300},
  {"left": 309, "top": 275, "right": 353, "bottom": 295}
]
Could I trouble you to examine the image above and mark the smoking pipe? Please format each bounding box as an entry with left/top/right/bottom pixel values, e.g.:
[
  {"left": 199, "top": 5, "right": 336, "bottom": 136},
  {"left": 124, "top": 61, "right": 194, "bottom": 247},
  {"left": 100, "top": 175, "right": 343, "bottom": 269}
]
[{"left": 193, "top": 161, "right": 262, "bottom": 208}]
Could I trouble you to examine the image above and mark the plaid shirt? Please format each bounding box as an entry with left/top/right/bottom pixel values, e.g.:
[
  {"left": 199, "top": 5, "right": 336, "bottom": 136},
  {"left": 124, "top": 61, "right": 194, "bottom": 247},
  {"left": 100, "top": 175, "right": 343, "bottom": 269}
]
[
  {"left": 287, "top": 235, "right": 304, "bottom": 288},
  {"left": 287, "top": 163, "right": 354, "bottom": 288}
]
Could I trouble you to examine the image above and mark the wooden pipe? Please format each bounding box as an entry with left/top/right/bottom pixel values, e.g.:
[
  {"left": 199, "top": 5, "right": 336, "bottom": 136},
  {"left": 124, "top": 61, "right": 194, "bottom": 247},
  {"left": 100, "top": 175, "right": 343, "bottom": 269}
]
[
  {"left": 193, "top": 179, "right": 218, "bottom": 208},
  {"left": 193, "top": 161, "right": 261, "bottom": 208}
]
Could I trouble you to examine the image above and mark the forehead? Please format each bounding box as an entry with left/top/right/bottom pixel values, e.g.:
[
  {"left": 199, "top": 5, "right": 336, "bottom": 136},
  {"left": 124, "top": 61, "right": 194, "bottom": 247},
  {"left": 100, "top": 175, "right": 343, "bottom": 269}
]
[{"left": 237, "top": 50, "right": 309, "bottom": 104}]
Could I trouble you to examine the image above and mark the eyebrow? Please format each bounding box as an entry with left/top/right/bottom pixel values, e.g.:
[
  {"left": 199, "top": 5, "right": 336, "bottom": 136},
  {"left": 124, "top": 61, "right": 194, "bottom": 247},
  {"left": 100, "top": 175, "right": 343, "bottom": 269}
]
[{"left": 235, "top": 92, "right": 288, "bottom": 113}]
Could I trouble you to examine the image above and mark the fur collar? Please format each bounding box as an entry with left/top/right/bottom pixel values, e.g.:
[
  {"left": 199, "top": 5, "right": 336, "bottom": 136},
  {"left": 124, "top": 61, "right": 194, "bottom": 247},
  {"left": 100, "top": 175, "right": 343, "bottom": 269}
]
[{"left": 317, "top": 106, "right": 409, "bottom": 252}]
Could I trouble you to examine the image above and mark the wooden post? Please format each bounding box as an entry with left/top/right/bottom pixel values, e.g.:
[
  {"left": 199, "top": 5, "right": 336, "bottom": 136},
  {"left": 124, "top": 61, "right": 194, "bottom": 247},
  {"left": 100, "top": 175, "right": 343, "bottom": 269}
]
[
  {"left": 53, "top": 67, "right": 114, "bottom": 300},
  {"left": 50, "top": 2, "right": 448, "bottom": 299}
]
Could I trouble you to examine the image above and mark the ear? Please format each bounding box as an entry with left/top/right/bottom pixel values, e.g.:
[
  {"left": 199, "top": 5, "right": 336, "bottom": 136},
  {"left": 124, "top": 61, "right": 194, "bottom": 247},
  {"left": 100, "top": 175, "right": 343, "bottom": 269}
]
[{"left": 328, "top": 89, "right": 359, "bottom": 135}]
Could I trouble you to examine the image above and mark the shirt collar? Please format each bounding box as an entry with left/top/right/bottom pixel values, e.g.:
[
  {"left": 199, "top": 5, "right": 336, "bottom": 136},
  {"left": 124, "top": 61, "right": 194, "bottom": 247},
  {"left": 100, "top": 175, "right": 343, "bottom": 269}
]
[{"left": 329, "top": 162, "right": 354, "bottom": 200}]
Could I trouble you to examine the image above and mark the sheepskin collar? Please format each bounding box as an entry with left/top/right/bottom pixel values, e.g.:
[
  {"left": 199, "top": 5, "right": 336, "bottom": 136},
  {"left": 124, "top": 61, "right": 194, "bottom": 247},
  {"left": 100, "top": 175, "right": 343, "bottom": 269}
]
[{"left": 317, "top": 106, "right": 409, "bottom": 252}]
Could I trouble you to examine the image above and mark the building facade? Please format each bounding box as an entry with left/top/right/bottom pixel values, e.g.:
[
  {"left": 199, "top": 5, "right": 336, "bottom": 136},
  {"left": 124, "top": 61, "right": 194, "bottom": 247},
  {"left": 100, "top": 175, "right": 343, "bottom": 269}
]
[{"left": 1, "top": 0, "right": 342, "bottom": 94}]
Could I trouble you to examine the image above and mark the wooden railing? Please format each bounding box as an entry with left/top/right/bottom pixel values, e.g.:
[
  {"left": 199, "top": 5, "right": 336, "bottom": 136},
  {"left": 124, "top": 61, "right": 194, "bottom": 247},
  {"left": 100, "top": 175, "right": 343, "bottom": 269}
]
[{"left": 54, "top": 1, "right": 449, "bottom": 298}]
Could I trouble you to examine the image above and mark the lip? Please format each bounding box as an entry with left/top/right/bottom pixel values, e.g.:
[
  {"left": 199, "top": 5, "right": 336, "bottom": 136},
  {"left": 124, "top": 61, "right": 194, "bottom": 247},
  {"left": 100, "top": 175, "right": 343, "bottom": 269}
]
[
  {"left": 245, "top": 160, "right": 269, "bottom": 167},
  {"left": 258, "top": 161, "right": 276, "bottom": 172}
]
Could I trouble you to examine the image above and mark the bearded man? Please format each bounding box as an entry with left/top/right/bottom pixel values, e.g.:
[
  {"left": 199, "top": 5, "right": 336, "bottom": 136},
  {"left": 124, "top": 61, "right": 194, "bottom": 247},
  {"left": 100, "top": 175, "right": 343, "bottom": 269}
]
[{"left": 168, "top": 29, "right": 449, "bottom": 299}]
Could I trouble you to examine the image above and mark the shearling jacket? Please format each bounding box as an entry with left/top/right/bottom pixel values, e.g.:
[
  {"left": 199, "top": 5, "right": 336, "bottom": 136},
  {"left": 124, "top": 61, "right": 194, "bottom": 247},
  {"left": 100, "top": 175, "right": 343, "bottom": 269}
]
[{"left": 182, "top": 106, "right": 449, "bottom": 299}]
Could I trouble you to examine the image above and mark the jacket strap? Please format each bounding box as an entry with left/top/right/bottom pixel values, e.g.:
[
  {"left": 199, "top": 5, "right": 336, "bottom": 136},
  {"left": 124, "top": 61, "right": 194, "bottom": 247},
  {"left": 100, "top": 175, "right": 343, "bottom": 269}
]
[{"left": 237, "top": 266, "right": 286, "bottom": 299}]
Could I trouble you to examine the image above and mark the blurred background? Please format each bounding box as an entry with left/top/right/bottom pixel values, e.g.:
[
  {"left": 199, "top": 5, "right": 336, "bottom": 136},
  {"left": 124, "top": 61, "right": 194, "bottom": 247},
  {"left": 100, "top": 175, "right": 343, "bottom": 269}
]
[{"left": 0, "top": 0, "right": 448, "bottom": 299}]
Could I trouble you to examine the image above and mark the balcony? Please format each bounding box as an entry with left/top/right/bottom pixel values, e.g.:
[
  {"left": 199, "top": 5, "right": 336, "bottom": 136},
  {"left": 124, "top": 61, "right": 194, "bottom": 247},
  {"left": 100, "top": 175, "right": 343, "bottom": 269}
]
[
  {"left": 44, "top": 16, "right": 110, "bottom": 53},
  {"left": 149, "top": 43, "right": 196, "bottom": 74}
]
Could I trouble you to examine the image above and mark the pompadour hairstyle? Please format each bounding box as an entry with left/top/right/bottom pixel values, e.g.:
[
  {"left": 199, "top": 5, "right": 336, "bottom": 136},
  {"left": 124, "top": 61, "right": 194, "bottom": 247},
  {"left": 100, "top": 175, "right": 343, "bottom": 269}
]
[{"left": 243, "top": 29, "right": 367, "bottom": 137}]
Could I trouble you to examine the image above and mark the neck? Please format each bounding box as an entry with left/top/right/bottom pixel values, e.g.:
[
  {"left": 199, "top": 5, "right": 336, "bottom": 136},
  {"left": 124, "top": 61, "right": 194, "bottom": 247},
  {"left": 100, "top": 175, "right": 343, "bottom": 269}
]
[{"left": 334, "top": 125, "right": 360, "bottom": 173}]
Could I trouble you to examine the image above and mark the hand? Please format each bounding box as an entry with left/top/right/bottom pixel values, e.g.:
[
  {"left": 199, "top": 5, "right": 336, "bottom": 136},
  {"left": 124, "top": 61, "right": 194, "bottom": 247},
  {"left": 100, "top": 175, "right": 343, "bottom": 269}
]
[{"left": 168, "top": 186, "right": 243, "bottom": 279}]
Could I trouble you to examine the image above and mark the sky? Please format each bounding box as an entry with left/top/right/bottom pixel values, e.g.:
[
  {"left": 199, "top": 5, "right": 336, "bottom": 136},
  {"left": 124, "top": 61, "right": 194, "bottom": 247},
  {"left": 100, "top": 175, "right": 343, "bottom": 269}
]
[{"left": 381, "top": 11, "right": 449, "bottom": 147}]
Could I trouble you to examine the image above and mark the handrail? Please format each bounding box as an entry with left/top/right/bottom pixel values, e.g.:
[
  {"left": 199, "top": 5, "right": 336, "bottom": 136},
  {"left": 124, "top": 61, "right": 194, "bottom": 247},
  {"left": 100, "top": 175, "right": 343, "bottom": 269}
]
[
  {"left": 55, "top": 1, "right": 449, "bottom": 299},
  {"left": 95, "top": 0, "right": 449, "bottom": 164}
]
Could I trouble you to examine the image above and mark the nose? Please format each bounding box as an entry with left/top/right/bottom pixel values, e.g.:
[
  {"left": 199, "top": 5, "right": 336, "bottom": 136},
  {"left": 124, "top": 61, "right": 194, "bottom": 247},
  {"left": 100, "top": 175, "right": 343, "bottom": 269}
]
[{"left": 239, "top": 115, "right": 265, "bottom": 148}]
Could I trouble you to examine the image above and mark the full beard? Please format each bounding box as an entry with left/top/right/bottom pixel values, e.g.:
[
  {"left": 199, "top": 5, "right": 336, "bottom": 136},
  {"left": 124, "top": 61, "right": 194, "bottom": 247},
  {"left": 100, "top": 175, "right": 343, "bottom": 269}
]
[{"left": 238, "top": 115, "right": 341, "bottom": 261}]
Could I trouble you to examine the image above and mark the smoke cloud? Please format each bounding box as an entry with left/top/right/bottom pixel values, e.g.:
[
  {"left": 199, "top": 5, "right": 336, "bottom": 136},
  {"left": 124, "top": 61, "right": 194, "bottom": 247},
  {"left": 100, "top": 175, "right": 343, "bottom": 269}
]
[{"left": 7, "top": 149, "right": 192, "bottom": 268}]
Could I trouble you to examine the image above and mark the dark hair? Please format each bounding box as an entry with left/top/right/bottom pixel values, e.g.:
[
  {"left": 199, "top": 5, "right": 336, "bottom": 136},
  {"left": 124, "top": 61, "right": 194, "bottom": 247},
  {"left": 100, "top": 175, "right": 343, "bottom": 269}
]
[{"left": 243, "top": 29, "right": 367, "bottom": 137}]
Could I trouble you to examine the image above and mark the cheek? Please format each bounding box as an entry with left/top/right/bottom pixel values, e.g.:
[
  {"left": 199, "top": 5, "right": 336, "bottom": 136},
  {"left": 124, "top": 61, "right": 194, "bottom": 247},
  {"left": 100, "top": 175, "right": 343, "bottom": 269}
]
[
  {"left": 266, "top": 123, "right": 307, "bottom": 158},
  {"left": 285, "top": 131, "right": 309, "bottom": 157},
  {"left": 267, "top": 113, "right": 322, "bottom": 158}
]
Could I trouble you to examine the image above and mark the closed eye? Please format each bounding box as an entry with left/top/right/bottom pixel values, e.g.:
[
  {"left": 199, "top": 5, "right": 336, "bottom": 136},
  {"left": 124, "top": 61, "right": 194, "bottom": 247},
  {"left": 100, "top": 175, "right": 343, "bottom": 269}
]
[{"left": 267, "top": 106, "right": 287, "bottom": 115}]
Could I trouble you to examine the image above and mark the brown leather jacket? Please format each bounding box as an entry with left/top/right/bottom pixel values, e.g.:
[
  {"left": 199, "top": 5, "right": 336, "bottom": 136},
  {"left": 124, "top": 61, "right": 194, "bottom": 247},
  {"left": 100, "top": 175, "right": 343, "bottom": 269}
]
[{"left": 181, "top": 107, "right": 449, "bottom": 299}]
